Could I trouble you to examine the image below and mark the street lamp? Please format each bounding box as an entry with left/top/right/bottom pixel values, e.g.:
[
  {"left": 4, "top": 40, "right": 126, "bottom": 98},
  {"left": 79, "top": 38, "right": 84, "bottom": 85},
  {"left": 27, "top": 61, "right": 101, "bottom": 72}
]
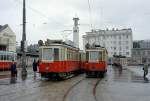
[{"left": 21, "top": 0, "right": 27, "bottom": 76}]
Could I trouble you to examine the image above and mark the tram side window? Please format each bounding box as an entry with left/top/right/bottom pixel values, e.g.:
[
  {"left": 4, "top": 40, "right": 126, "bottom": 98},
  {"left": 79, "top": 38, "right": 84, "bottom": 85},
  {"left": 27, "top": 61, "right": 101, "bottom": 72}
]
[
  {"left": 86, "top": 52, "right": 89, "bottom": 61},
  {"left": 54, "top": 48, "right": 59, "bottom": 61},
  {"left": 10, "top": 55, "right": 13, "bottom": 61},
  {"left": 67, "top": 49, "right": 71, "bottom": 60},
  {"left": 60, "top": 49, "right": 62, "bottom": 61},
  {"left": 8, "top": 55, "right": 11, "bottom": 60},
  {"left": 0, "top": 55, "right": 4, "bottom": 60},
  {"left": 76, "top": 53, "right": 79, "bottom": 61},
  {"left": 62, "top": 48, "right": 65, "bottom": 61},
  {"left": 3, "top": 55, "right": 7, "bottom": 60},
  {"left": 0, "top": 55, "right": 2, "bottom": 60},
  {"left": 67, "top": 50, "right": 69, "bottom": 60},
  {"left": 99, "top": 52, "right": 102, "bottom": 61}
]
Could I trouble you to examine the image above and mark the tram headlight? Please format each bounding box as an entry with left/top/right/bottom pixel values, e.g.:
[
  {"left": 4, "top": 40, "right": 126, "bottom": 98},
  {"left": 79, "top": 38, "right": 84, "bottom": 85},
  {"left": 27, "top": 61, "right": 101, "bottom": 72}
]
[{"left": 46, "top": 67, "right": 49, "bottom": 70}]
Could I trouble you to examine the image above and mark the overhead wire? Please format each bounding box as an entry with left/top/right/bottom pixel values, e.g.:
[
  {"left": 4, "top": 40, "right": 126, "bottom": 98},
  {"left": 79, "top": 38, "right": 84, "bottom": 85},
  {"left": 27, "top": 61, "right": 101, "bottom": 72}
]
[{"left": 12, "top": 0, "right": 69, "bottom": 28}]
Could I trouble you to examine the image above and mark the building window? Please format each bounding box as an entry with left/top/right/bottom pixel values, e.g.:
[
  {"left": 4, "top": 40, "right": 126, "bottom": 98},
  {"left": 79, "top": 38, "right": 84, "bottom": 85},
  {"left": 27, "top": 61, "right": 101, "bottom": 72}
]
[
  {"left": 126, "top": 52, "right": 129, "bottom": 55},
  {"left": 119, "top": 36, "right": 121, "bottom": 39},
  {"left": 119, "top": 47, "right": 122, "bottom": 51},
  {"left": 137, "top": 51, "right": 140, "bottom": 55},
  {"left": 126, "top": 46, "right": 129, "bottom": 49},
  {"left": 126, "top": 35, "right": 128, "bottom": 39},
  {"left": 132, "top": 51, "right": 136, "bottom": 56},
  {"left": 114, "top": 41, "right": 116, "bottom": 44},
  {"left": 119, "top": 41, "right": 121, "bottom": 45},
  {"left": 148, "top": 51, "right": 150, "bottom": 55},
  {"left": 119, "top": 52, "right": 122, "bottom": 55},
  {"left": 126, "top": 41, "right": 128, "bottom": 44},
  {"left": 103, "top": 36, "right": 105, "bottom": 39},
  {"left": 114, "top": 47, "right": 116, "bottom": 50},
  {"left": 143, "top": 51, "right": 145, "bottom": 56}
]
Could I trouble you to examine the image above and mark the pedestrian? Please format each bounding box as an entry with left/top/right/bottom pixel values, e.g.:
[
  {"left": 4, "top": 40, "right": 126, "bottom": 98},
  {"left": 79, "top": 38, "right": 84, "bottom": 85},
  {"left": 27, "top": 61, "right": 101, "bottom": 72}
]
[
  {"left": 32, "top": 59, "right": 37, "bottom": 76},
  {"left": 37, "top": 59, "right": 40, "bottom": 67},
  {"left": 10, "top": 60, "right": 17, "bottom": 78},
  {"left": 143, "top": 60, "right": 148, "bottom": 80}
]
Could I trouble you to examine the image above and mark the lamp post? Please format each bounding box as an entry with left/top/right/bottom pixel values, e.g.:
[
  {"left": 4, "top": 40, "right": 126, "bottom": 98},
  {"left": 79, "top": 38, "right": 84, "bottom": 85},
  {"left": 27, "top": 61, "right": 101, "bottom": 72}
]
[{"left": 21, "top": 0, "right": 27, "bottom": 76}]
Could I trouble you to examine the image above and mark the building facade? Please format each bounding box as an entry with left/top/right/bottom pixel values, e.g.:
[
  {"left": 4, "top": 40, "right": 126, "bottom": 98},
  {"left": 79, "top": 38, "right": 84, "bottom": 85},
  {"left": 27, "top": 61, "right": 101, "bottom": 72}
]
[
  {"left": 83, "top": 28, "right": 133, "bottom": 57},
  {"left": 133, "top": 40, "right": 150, "bottom": 49},
  {"left": 0, "top": 24, "right": 16, "bottom": 52},
  {"left": 130, "top": 48, "right": 150, "bottom": 65}
]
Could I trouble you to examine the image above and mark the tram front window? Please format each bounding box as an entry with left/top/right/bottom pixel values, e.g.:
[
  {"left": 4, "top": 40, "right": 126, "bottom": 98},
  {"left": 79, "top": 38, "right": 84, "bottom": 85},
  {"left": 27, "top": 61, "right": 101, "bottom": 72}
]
[
  {"left": 43, "top": 48, "right": 53, "bottom": 61},
  {"left": 89, "top": 51, "right": 99, "bottom": 62}
]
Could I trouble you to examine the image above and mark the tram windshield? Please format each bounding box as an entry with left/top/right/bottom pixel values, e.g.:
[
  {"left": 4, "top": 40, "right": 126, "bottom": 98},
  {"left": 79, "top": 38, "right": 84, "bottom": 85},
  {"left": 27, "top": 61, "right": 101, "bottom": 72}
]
[
  {"left": 89, "top": 51, "right": 99, "bottom": 62},
  {"left": 43, "top": 48, "right": 53, "bottom": 61},
  {"left": 88, "top": 51, "right": 103, "bottom": 62},
  {"left": 42, "top": 48, "right": 60, "bottom": 61}
]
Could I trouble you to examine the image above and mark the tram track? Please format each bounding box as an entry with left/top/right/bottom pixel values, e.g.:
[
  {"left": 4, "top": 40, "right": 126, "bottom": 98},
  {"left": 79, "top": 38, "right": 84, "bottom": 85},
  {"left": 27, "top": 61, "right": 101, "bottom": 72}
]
[
  {"left": 62, "top": 77, "right": 86, "bottom": 101},
  {"left": 93, "top": 79, "right": 102, "bottom": 101},
  {"left": 62, "top": 77, "right": 102, "bottom": 101}
]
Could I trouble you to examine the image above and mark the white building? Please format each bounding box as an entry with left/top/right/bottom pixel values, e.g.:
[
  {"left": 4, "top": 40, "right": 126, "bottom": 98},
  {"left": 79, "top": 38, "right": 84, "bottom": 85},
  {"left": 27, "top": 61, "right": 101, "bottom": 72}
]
[
  {"left": 0, "top": 24, "right": 16, "bottom": 52},
  {"left": 83, "top": 28, "right": 133, "bottom": 57}
]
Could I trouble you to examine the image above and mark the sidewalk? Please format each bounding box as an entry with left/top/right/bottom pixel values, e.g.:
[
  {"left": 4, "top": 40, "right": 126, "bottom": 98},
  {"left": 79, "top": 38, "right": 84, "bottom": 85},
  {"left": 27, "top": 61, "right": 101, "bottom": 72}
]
[
  {"left": 128, "top": 66, "right": 150, "bottom": 80},
  {"left": 0, "top": 67, "right": 40, "bottom": 80}
]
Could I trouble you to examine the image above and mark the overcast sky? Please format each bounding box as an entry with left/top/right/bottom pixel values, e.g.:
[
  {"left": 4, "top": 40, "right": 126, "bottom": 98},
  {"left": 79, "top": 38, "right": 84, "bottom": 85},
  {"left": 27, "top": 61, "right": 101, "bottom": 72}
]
[{"left": 0, "top": 0, "right": 150, "bottom": 49}]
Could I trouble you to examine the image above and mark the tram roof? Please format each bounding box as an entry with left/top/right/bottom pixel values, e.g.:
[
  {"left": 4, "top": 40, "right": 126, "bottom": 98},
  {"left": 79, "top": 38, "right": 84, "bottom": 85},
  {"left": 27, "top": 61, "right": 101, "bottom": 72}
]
[{"left": 40, "top": 42, "right": 79, "bottom": 50}]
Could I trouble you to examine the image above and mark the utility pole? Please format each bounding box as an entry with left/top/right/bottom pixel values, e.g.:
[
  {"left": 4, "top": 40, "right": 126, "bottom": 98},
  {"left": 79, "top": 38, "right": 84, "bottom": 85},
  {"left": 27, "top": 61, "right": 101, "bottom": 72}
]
[{"left": 21, "top": 0, "right": 27, "bottom": 76}]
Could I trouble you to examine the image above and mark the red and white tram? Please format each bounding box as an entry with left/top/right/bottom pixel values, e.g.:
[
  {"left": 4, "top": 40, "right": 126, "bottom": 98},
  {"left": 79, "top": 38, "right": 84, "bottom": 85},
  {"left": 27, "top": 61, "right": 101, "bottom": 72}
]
[
  {"left": 84, "top": 45, "right": 108, "bottom": 77},
  {"left": 38, "top": 40, "right": 80, "bottom": 79},
  {"left": 0, "top": 51, "right": 17, "bottom": 70}
]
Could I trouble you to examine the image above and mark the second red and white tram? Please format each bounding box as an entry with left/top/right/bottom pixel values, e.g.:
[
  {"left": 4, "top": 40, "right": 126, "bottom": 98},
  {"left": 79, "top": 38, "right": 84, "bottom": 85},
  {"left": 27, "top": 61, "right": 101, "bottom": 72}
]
[{"left": 84, "top": 46, "right": 108, "bottom": 77}]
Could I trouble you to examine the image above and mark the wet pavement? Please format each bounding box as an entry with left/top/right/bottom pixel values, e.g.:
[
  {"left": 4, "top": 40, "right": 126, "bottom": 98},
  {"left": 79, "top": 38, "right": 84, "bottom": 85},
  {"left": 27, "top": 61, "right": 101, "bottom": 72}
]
[
  {"left": 96, "top": 66, "right": 150, "bottom": 101},
  {"left": 0, "top": 66, "right": 150, "bottom": 101}
]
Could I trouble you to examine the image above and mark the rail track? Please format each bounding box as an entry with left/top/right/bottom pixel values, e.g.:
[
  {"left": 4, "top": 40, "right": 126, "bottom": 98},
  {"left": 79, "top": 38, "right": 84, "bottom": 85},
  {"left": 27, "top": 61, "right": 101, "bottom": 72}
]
[
  {"left": 62, "top": 77, "right": 102, "bottom": 101},
  {"left": 62, "top": 78, "right": 86, "bottom": 101},
  {"left": 93, "top": 79, "right": 102, "bottom": 101}
]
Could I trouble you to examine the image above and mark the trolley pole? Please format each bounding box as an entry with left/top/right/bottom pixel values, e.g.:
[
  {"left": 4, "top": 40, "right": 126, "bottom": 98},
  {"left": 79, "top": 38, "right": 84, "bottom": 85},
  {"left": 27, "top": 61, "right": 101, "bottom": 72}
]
[{"left": 21, "top": 0, "right": 27, "bottom": 76}]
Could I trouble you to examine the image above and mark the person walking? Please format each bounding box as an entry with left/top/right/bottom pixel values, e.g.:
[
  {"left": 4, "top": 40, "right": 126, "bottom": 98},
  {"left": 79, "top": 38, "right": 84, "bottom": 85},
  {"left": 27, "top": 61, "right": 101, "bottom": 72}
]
[
  {"left": 10, "top": 60, "right": 17, "bottom": 78},
  {"left": 32, "top": 59, "right": 37, "bottom": 77},
  {"left": 143, "top": 60, "right": 148, "bottom": 80}
]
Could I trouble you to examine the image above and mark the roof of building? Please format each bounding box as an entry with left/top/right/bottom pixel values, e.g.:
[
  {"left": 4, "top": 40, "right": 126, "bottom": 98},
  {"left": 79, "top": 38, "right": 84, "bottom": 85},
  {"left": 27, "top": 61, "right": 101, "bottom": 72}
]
[
  {"left": 83, "top": 28, "right": 132, "bottom": 38},
  {"left": 0, "top": 24, "right": 8, "bottom": 33}
]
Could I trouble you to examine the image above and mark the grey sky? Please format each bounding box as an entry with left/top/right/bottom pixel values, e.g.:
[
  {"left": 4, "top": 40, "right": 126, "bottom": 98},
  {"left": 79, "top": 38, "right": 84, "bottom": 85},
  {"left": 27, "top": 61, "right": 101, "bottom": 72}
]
[{"left": 0, "top": 0, "right": 150, "bottom": 48}]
